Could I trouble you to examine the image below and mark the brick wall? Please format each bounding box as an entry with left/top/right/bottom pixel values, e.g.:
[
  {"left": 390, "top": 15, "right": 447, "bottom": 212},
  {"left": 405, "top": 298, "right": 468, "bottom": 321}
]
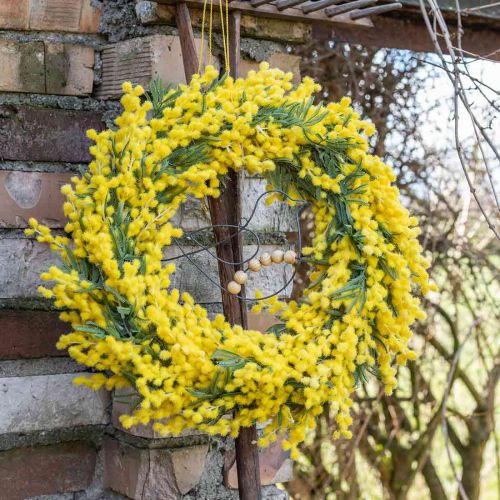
[{"left": 0, "top": 1, "right": 307, "bottom": 498}]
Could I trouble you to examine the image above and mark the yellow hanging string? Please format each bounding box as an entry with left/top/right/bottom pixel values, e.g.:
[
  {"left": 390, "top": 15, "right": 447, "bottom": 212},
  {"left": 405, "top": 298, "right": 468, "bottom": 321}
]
[
  {"left": 208, "top": 0, "right": 213, "bottom": 66},
  {"left": 219, "top": 0, "right": 229, "bottom": 72},
  {"left": 198, "top": 0, "right": 209, "bottom": 73},
  {"left": 199, "top": 0, "right": 231, "bottom": 74},
  {"left": 225, "top": 0, "right": 230, "bottom": 73}
]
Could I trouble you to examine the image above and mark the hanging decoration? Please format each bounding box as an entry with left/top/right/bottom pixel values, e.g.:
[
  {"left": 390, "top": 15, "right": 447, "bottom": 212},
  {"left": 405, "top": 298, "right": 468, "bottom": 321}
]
[
  {"left": 27, "top": 62, "right": 432, "bottom": 458},
  {"left": 26, "top": 0, "right": 433, "bottom": 458}
]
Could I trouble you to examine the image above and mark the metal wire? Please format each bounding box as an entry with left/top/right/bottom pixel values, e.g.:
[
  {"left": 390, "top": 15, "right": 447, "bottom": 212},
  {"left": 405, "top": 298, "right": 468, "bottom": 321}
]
[{"left": 165, "top": 189, "right": 309, "bottom": 301}]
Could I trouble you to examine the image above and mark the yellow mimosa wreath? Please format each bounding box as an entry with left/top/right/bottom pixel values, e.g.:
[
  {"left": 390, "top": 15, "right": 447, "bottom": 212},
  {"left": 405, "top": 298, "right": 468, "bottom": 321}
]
[{"left": 27, "top": 63, "right": 431, "bottom": 459}]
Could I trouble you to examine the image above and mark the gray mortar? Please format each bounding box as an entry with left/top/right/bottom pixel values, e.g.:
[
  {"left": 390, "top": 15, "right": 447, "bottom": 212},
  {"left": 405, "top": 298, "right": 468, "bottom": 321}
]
[
  {"left": 0, "top": 424, "right": 106, "bottom": 452},
  {"left": 0, "top": 91, "right": 120, "bottom": 113},
  {"left": 0, "top": 31, "right": 104, "bottom": 50},
  {"left": 0, "top": 358, "right": 84, "bottom": 378},
  {"left": 95, "top": 0, "right": 152, "bottom": 43},
  {"left": 240, "top": 37, "right": 287, "bottom": 62},
  {"left": 108, "top": 427, "right": 210, "bottom": 451},
  {"left": 0, "top": 297, "right": 57, "bottom": 311},
  {"left": 0, "top": 160, "right": 85, "bottom": 174}
]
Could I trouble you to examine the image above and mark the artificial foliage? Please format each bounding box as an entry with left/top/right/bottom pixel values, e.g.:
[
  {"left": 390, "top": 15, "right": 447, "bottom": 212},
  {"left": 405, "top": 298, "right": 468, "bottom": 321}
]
[{"left": 27, "top": 63, "right": 432, "bottom": 459}]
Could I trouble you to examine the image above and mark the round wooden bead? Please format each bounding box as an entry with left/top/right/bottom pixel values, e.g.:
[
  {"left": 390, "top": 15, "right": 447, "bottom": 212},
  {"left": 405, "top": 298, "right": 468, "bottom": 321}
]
[
  {"left": 271, "top": 250, "right": 284, "bottom": 263},
  {"left": 260, "top": 252, "right": 272, "bottom": 266},
  {"left": 227, "top": 281, "right": 241, "bottom": 295},
  {"left": 284, "top": 250, "right": 297, "bottom": 264},
  {"left": 248, "top": 258, "right": 261, "bottom": 272},
  {"left": 234, "top": 270, "right": 248, "bottom": 285}
]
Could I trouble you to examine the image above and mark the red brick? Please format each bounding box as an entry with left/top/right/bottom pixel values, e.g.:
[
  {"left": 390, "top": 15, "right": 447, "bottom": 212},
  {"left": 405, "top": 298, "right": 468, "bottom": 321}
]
[
  {"left": 0, "top": 442, "right": 96, "bottom": 500},
  {"left": 29, "top": 0, "right": 101, "bottom": 33},
  {"left": 0, "top": 310, "right": 68, "bottom": 360},
  {"left": 0, "top": 171, "right": 71, "bottom": 228},
  {"left": 0, "top": 0, "right": 29, "bottom": 30},
  {"left": 0, "top": 105, "right": 104, "bottom": 163},
  {"left": 0, "top": 0, "right": 100, "bottom": 33}
]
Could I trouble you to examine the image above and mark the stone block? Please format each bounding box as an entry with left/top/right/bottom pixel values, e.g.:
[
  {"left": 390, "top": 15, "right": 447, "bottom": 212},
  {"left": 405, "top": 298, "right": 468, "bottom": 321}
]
[
  {"left": 0, "top": 309, "right": 68, "bottom": 360},
  {"left": 0, "top": 237, "right": 58, "bottom": 299},
  {"left": 165, "top": 244, "right": 294, "bottom": 303},
  {"left": 112, "top": 388, "right": 205, "bottom": 440},
  {"left": 0, "top": 373, "right": 110, "bottom": 433},
  {"left": 96, "top": 34, "right": 217, "bottom": 99},
  {"left": 0, "top": 171, "right": 71, "bottom": 228},
  {"left": 45, "top": 43, "right": 94, "bottom": 95},
  {"left": 247, "top": 311, "right": 279, "bottom": 333},
  {"left": 170, "top": 177, "right": 296, "bottom": 233},
  {"left": 0, "top": 40, "right": 93, "bottom": 95},
  {"left": 224, "top": 436, "right": 293, "bottom": 488},
  {"left": 104, "top": 437, "right": 208, "bottom": 498},
  {"left": 0, "top": 441, "right": 96, "bottom": 499},
  {"left": 0, "top": 40, "right": 45, "bottom": 93},
  {"left": 136, "top": 1, "right": 311, "bottom": 43},
  {"left": 0, "top": 236, "right": 294, "bottom": 302},
  {"left": 0, "top": 0, "right": 30, "bottom": 30},
  {"left": 241, "top": 53, "right": 302, "bottom": 85},
  {"left": 0, "top": 105, "right": 104, "bottom": 162},
  {"left": 0, "top": 0, "right": 101, "bottom": 32}
]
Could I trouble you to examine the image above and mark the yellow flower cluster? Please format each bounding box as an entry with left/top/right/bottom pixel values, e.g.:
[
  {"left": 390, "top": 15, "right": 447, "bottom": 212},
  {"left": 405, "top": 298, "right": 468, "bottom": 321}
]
[{"left": 27, "top": 63, "right": 431, "bottom": 459}]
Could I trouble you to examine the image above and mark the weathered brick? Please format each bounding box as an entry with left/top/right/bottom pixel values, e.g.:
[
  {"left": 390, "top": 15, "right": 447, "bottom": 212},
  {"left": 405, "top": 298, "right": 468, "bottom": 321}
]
[
  {"left": 45, "top": 43, "right": 94, "bottom": 95},
  {"left": 0, "top": 441, "right": 96, "bottom": 500},
  {"left": 224, "top": 436, "right": 293, "bottom": 488},
  {"left": 0, "top": 309, "right": 68, "bottom": 360},
  {"left": 0, "top": 237, "right": 58, "bottom": 299},
  {"left": 104, "top": 437, "right": 208, "bottom": 498},
  {"left": 241, "top": 53, "right": 302, "bottom": 85},
  {"left": 0, "top": 171, "right": 71, "bottom": 228},
  {"left": 0, "top": 40, "right": 94, "bottom": 95},
  {"left": 0, "top": 105, "right": 103, "bottom": 162},
  {"left": 0, "top": 373, "right": 110, "bottom": 433},
  {"left": 27, "top": 0, "right": 101, "bottom": 33},
  {"left": 96, "top": 35, "right": 217, "bottom": 99},
  {"left": 0, "top": 0, "right": 29, "bottom": 30},
  {"left": 0, "top": 40, "right": 45, "bottom": 93},
  {"left": 135, "top": 1, "right": 311, "bottom": 43}
]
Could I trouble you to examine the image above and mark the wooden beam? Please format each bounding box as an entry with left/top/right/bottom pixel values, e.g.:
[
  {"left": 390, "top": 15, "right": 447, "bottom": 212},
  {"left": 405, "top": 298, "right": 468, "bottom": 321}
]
[
  {"left": 314, "top": 14, "right": 500, "bottom": 60},
  {"left": 175, "top": 2, "right": 198, "bottom": 80}
]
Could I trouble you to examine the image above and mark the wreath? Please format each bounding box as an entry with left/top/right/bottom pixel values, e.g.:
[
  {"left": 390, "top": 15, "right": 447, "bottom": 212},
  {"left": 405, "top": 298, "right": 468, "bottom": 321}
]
[{"left": 27, "top": 63, "right": 432, "bottom": 459}]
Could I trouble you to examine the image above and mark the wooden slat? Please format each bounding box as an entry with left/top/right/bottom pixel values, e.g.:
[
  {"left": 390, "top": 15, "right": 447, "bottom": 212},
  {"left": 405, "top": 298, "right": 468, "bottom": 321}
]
[
  {"left": 276, "top": 0, "right": 308, "bottom": 10},
  {"left": 350, "top": 2, "right": 402, "bottom": 19},
  {"left": 156, "top": 0, "right": 373, "bottom": 26},
  {"left": 302, "top": 0, "right": 342, "bottom": 14},
  {"left": 325, "top": 0, "right": 377, "bottom": 17}
]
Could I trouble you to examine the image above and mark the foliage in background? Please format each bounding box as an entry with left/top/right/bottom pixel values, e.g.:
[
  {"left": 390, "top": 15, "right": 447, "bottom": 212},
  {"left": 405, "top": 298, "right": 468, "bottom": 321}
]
[{"left": 289, "top": 41, "right": 499, "bottom": 500}]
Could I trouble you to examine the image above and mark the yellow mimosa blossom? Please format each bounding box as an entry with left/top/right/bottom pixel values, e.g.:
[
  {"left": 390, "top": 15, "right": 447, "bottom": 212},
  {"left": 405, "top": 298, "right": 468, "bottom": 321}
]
[{"left": 27, "top": 63, "right": 431, "bottom": 459}]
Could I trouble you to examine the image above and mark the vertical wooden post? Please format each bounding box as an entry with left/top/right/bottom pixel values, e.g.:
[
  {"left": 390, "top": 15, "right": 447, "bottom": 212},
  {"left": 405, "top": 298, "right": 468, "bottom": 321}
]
[{"left": 174, "top": 4, "right": 261, "bottom": 499}]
